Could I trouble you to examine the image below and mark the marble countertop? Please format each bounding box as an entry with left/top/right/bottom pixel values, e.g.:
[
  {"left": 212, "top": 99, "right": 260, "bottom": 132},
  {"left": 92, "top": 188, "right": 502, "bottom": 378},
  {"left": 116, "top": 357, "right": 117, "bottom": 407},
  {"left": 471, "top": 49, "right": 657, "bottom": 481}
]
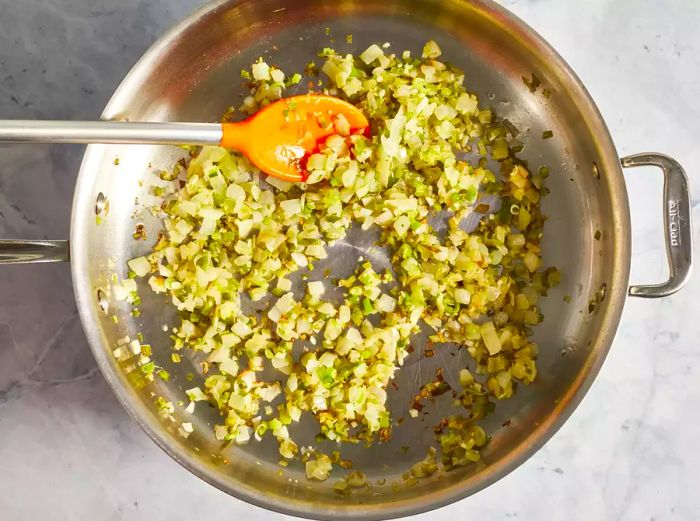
[{"left": 1, "top": 0, "right": 698, "bottom": 519}]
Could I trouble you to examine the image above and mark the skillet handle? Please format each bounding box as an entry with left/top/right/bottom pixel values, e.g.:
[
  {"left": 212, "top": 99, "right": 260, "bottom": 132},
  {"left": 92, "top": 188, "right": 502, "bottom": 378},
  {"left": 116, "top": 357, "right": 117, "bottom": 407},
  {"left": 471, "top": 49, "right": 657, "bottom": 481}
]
[
  {"left": 622, "top": 153, "right": 692, "bottom": 297},
  {"left": 0, "top": 240, "right": 70, "bottom": 264}
]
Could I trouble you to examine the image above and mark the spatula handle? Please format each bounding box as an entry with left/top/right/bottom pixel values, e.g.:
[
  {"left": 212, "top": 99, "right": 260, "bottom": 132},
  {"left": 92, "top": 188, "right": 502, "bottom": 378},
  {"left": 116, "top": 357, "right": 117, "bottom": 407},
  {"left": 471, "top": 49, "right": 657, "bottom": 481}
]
[{"left": 0, "top": 120, "right": 223, "bottom": 146}]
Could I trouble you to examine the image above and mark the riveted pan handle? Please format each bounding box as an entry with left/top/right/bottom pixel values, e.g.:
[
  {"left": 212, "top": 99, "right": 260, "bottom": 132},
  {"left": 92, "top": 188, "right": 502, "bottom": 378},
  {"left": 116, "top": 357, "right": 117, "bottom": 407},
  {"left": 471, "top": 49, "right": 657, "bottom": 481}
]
[
  {"left": 622, "top": 153, "right": 693, "bottom": 297},
  {"left": 0, "top": 240, "right": 70, "bottom": 264}
]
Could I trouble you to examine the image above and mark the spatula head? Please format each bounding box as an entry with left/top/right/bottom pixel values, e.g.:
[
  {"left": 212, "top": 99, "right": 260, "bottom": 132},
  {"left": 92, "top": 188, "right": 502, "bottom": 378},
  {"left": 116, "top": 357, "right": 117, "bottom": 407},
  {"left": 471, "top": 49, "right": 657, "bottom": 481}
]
[{"left": 222, "top": 94, "right": 370, "bottom": 181}]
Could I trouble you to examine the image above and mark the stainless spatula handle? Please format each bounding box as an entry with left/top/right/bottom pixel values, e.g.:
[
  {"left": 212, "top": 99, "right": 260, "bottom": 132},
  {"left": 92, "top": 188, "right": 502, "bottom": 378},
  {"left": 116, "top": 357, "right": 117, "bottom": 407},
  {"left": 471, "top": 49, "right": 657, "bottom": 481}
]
[
  {"left": 0, "top": 240, "right": 70, "bottom": 264},
  {"left": 0, "top": 120, "right": 223, "bottom": 146}
]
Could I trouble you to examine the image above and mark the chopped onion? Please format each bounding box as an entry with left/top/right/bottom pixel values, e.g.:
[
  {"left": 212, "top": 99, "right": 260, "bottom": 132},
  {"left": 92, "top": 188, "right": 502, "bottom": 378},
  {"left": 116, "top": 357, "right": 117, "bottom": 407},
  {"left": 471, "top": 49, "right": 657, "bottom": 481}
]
[{"left": 133, "top": 39, "right": 556, "bottom": 480}]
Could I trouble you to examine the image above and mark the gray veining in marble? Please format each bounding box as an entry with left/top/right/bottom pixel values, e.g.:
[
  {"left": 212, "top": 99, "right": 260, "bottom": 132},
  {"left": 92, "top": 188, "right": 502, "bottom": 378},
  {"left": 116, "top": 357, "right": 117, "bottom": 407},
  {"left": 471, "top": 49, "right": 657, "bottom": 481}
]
[{"left": 0, "top": 0, "right": 699, "bottom": 520}]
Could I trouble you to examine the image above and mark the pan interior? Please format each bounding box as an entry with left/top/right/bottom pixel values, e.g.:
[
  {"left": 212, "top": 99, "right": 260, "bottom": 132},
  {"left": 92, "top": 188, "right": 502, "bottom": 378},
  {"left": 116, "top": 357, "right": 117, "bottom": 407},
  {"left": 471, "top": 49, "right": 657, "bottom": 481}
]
[{"left": 71, "top": 0, "right": 627, "bottom": 518}]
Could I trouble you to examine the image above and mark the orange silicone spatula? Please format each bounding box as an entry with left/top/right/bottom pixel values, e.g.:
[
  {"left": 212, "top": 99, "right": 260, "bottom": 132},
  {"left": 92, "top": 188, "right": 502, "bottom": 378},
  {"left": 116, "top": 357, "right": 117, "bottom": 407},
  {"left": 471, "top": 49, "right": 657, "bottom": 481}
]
[
  {"left": 0, "top": 94, "right": 370, "bottom": 182},
  {"left": 222, "top": 94, "right": 370, "bottom": 181}
]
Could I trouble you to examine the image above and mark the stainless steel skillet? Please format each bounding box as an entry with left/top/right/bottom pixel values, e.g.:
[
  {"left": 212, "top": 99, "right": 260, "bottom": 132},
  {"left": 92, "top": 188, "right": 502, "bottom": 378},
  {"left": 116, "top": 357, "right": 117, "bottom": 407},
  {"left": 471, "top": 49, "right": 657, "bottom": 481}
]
[{"left": 0, "top": 0, "right": 692, "bottom": 519}]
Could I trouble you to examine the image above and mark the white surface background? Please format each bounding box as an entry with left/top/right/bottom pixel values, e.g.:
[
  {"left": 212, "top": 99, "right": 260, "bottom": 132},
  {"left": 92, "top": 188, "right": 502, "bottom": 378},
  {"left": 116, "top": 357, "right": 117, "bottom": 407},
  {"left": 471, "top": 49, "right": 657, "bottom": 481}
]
[{"left": 0, "top": 0, "right": 698, "bottom": 519}]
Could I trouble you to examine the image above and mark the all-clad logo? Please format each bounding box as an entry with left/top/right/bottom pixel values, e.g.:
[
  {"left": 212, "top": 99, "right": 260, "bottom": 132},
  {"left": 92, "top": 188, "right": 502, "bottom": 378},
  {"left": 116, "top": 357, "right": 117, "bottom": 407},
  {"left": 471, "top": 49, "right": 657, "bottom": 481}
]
[{"left": 669, "top": 200, "right": 681, "bottom": 247}]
